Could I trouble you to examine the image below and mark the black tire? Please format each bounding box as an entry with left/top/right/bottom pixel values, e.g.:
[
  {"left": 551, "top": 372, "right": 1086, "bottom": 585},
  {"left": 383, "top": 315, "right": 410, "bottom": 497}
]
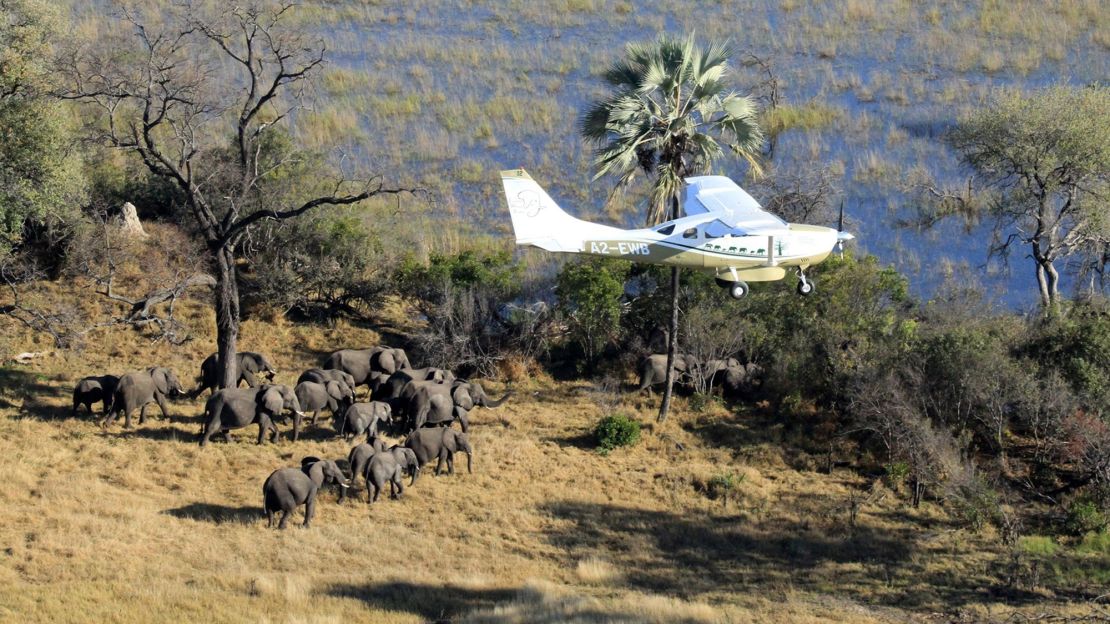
[
  {"left": 797, "top": 279, "right": 814, "bottom": 296},
  {"left": 729, "top": 281, "right": 749, "bottom": 299}
]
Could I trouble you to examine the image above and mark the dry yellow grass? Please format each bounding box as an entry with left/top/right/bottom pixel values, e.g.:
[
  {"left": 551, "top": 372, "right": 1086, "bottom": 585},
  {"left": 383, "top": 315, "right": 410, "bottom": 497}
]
[{"left": 0, "top": 283, "right": 1102, "bottom": 622}]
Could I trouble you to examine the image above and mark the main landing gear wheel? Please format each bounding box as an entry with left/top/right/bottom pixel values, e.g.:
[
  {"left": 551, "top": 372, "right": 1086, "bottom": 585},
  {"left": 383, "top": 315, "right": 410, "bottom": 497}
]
[
  {"left": 796, "top": 276, "right": 814, "bottom": 296},
  {"left": 729, "top": 281, "right": 749, "bottom": 299}
]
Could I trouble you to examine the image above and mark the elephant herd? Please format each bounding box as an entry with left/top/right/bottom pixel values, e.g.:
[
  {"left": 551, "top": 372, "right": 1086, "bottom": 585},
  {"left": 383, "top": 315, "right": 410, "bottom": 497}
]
[
  {"left": 636, "top": 353, "right": 762, "bottom": 396},
  {"left": 71, "top": 345, "right": 505, "bottom": 529}
]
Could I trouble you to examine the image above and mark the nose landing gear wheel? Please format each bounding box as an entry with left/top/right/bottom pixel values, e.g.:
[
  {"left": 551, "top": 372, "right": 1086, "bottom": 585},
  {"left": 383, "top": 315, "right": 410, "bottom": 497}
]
[
  {"left": 797, "top": 278, "right": 814, "bottom": 296},
  {"left": 729, "top": 281, "right": 749, "bottom": 299}
]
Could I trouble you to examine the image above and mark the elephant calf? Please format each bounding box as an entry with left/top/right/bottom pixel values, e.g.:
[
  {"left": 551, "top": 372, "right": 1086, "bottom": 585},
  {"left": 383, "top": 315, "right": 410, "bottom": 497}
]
[
  {"left": 343, "top": 436, "right": 390, "bottom": 503},
  {"left": 405, "top": 427, "right": 473, "bottom": 476},
  {"left": 72, "top": 374, "right": 119, "bottom": 416},
  {"left": 262, "top": 458, "right": 349, "bottom": 529},
  {"left": 338, "top": 401, "right": 392, "bottom": 440},
  {"left": 365, "top": 446, "right": 420, "bottom": 504}
]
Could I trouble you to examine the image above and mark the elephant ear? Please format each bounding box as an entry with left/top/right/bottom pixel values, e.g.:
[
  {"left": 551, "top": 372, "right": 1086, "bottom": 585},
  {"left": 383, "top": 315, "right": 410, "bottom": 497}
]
[
  {"left": 326, "top": 380, "right": 345, "bottom": 400},
  {"left": 259, "top": 387, "right": 284, "bottom": 415},
  {"left": 151, "top": 368, "right": 170, "bottom": 395},
  {"left": 452, "top": 385, "right": 475, "bottom": 411}
]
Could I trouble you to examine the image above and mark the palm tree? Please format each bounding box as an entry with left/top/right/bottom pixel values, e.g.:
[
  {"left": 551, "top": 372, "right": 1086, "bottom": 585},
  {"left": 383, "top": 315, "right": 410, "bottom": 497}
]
[{"left": 581, "top": 34, "right": 764, "bottom": 423}]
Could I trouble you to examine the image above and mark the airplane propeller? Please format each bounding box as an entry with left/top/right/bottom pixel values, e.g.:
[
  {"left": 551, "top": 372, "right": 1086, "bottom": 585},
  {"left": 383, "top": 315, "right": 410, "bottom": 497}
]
[{"left": 835, "top": 200, "right": 853, "bottom": 256}]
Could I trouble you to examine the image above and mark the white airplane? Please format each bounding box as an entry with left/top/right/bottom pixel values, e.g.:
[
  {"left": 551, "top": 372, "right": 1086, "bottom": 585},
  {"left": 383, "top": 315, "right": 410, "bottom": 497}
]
[{"left": 500, "top": 169, "right": 854, "bottom": 299}]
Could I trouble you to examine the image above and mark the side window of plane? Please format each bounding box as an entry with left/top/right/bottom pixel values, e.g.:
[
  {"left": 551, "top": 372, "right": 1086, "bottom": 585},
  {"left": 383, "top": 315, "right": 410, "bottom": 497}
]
[
  {"left": 682, "top": 228, "right": 698, "bottom": 239},
  {"left": 656, "top": 224, "right": 675, "bottom": 235}
]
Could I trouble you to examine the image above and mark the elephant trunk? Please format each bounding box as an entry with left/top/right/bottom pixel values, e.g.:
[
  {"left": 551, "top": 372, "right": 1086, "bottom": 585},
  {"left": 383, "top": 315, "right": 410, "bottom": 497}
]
[
  {"left": 482, "top": 391, "right": 513, "bottom": 409},
  {"left": 410, "top": 465, "right": 419, "bottom": 486},
  {"left": 465, "top": 449, "right": 473, "bottom": 474}
]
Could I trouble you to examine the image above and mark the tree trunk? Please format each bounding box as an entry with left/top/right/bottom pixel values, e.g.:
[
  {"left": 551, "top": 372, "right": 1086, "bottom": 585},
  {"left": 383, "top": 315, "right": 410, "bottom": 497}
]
[
  {"left": 214, "top": 245, "right": 240, "bottom": 389},
  {"left": 657, "top": 265, "right": 680, "bottom": 423}
]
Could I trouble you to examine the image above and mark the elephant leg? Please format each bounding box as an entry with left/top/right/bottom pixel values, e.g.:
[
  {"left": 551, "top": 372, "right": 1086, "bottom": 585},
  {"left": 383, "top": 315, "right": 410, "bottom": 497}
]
[
  {"left": 369, "top": 481, "right": 380, "bottom": 504},
  {"left": 199, "top": 418, "right": 218, "bottom": 446},
  {"left": 242, "top": 370, "right": 257, "bottom": 388},
  {"left": 278, "top": 509, "right": 289, "bottom": 530},
  {"left": 292, "top": 412, "right": 303, "bottom": 443},
  {"left": 223, "top": 429, "right": 233, "bottom": 442},
  {"left": 446, "top": 451, "right": 455, "bottom": 475},
  {"left": 434, "top": 454, "right": 444, "bottom": 476},
  {"left": 257, "top": 418, "right": 269, "bottom": 445},
  {"left": 137, "top": 403, "right": 148, "bottom": 426},
  {"left": 156, "top": 394, "right": 170, "bottom": 421},
  {"left": 394, "top": 474, "right": 404, "bottom": 499},
  {"left": 266, "top": 509, "right": 274, "bottom": 528},
  {"left": 303, "top": 492, "right": 316, "bottom": 528}
]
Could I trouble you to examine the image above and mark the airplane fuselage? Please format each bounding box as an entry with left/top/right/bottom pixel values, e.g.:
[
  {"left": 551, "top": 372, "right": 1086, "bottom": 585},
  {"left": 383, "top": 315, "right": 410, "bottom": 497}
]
[{"left": 568, "top": 218, "right": 837, "bottom": 282}]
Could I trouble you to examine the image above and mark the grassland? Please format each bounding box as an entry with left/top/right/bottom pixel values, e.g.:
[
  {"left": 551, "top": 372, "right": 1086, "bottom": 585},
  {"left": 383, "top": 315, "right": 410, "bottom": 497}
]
[{"left": 2, "top": 276, "right": 1108, "bottom": 622}]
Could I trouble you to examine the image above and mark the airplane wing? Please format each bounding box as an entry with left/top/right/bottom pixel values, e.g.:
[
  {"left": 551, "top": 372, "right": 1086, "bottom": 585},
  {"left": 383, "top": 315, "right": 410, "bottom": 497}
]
[{"left": 682, "top": 176, "right": 787, "bottom": 234}]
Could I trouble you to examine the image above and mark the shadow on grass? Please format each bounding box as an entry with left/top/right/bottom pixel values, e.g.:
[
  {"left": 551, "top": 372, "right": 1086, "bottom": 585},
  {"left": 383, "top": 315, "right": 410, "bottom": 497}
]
[
  {"left": 1, "top": 366, "right": 73, "bottom": 417},
  {"left": 163, "top": 502, "right": 260, "bottom": 524},
  {"left": 537, "top": 500, "right": 1051, "bottom": 611},
  {"left": 326, "top": 582, "right": 516, "bottom": 621},
  {"left": 108, "top": 424, "right": 199, "bottom": 442}
]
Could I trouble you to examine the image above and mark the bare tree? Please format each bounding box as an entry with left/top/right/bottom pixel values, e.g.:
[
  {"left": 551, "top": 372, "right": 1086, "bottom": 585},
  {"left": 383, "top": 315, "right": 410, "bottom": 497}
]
[{"left": 58, "top": 2, "right": 417, "bottom": 386}]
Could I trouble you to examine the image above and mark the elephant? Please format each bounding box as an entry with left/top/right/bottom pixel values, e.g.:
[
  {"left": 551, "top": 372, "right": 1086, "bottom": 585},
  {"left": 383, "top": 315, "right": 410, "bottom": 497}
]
[
  {"left": 343, "top": 436, "right": 391, "bottom": 503},
  {"left": 710, "top": 360, "right": 763, "bottom": 397},
  {"left": 322, "top": 347, "right": 411, "bottom": 392},
  {"left": 102, "top": 367, "right": 185, "bottom": 429},
  {"left": 365, "top": 446, "right": 420, "bottom": 503},
  {"left": 636, "top": 353, "right": 700, "bottom": 393},
  {"left": 294, "top": 380, "right": 355, "bottom": 431},
  {"left": 297, "top": 368, "right": 356, "bottom": 391},
  {"left": 408, "top": 380, "right": 511, "bottom": 432},
  {"left": 337, "top": 401, "right": 392, "bottom": 440},
  {"left": 72, "top": 374, "right": 119, "bottom": 416},
  {"left": 198, "top": 385, "right": 303, "bottom": 446},
  {"left": 379, "top": 367, "right": 456, "bottom": 402},
  {"left": 405, "top": 427, "right": 473, "bottom": 476},
  {"left": 262, "top": 458, "right": 349, "bottom": 529},
  {"left": 192, "top": 352, "right": 277, "bottom": 397}
]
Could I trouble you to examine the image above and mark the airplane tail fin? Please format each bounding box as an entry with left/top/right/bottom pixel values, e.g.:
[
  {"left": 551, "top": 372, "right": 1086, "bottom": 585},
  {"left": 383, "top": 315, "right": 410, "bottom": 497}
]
[{"left": 500, "top": 169, "right": 586, "bottom": 252}]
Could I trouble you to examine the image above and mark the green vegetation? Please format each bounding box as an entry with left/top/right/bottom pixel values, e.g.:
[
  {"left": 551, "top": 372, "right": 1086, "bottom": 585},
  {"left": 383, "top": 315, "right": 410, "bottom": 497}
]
[
  {"left": 594, "top": 413, "right": 642, "bottom": 453},
  {"left": 556, "top": 258, "right": 628, "bottom": 369}
]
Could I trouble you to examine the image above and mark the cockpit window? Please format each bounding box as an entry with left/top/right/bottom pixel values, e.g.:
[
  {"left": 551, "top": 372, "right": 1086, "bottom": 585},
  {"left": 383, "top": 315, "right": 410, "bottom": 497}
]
[
  {"left": 656, "top": 224, "right": 675, "bottom": 235},
  {"left": 682, "top": 228, "right": 698, "bottom": 239}
]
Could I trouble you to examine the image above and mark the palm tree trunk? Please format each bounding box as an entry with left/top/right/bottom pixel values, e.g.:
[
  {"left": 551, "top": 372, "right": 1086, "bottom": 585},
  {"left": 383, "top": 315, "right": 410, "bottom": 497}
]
[{"left": 657, "top": 265, "right": 681, "bottom": 423}]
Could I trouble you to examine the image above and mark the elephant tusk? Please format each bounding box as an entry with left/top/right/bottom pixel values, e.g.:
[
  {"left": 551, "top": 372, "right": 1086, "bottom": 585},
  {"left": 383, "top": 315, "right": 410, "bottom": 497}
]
[{"left": 339, "top": 483, "right": 350, "bottom": 488}]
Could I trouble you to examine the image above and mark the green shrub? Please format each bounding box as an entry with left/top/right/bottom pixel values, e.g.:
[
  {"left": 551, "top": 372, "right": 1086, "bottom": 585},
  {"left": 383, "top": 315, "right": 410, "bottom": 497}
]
[
  {"left": 1065, "top": 498, "right": 1108, "bottom": 536},
  {"left": 688, "top": 392, "right": 721, "bottom": 413},
  {"left": 706, "top": 471, "right": 746, "bottom": 507},
  {"left": 594, "top": 413, "right": 641, "bottom": 453},
  {"left": 884, "top": 461, "right": 911, "bottom": 487},
  {"left": 1018, "top": 535, "right": 1059, "bottom": 556},
  {"left": 555, "top": 257, "right": 628, "bottom": 370}
]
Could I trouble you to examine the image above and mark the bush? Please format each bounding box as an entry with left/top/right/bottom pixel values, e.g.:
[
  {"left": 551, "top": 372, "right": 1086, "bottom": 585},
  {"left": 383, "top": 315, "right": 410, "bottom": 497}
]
[
  {"left": 594, "top": 413, "right": 641, "bottom": 453},
  {"left": 1065, "top": 498, "right": 1108, "bottom": 536},
  {"left": 396, "top": 248, "right": 523, "bottom": 376},
  {"left": 706, "top": 471, "right": 746, "bottom": 507},
  {"left": 555, "top": 257, "right": 628, "bottom": 370}
]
